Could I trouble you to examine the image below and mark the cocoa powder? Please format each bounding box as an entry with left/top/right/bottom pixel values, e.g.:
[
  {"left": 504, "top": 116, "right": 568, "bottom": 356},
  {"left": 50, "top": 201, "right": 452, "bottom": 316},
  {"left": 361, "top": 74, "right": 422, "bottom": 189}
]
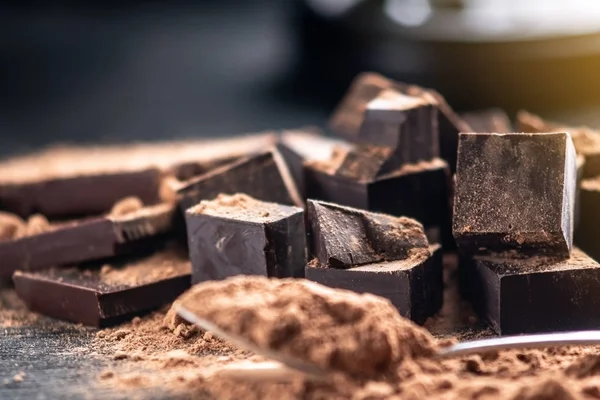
[{"left": 173, "top": 276, "right": 438, "bottom": 377}]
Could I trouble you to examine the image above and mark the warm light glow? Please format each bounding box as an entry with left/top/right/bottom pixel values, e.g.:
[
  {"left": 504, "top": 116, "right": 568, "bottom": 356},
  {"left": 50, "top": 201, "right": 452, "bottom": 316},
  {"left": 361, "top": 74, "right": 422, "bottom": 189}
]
[{"left": 385, "top": 0, "right": 433, "bottom": 27}]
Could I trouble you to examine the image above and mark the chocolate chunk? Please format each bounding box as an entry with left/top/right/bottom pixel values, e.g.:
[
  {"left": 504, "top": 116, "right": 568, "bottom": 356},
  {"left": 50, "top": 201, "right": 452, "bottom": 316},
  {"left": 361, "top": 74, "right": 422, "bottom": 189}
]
[
  {"left": 516, "top": 110, "right": 600, "bottom": 178},
  {"left": 359, "top": 90, "right": 439, "bottom": 167},
  {"left": 185, "top": 194, "right": 306, "bottom": 283},
  {"left": 0, "top": 134, "right": 276, "bottom": 218},
  {"left": 329, "top": 72, "right": 470, "bottom": 173},
  {"left": 329, "top": 72, "right": 396, "bottom": 139},
  {"left": 0, "top": 203, "right": 175, "bottom": 277},
  {"left": 0, "top": 169, "right": 162, "bottom": 220},
  {"left": 461, "top": 108, "right": 513, "bottom": 133},
  {"left": 307, "top": 199, "right": 428, "bottom": 268},
  {"left": 575, "top": 178, "right": 600, "bottom": 261},
  {"left": 13, "top": 246, "right": 191, "bottom": 327},
  {"left": 305, "top": 245, "right": 442, "bottom": 324},
  {"left": 453, "top": 132, "right": 577, "bottom": 256},
  {"left": 276, "top": 128, "right": 351, "bottom": 198},
  {"left": 461, "top": 249, "right": 600, "bottom": 334},
  {"left": 305, "top": 156, "right": 451, "bottom": 230},
  {"left": 177, "top": 150, "right": 303, "bottom": 214}
]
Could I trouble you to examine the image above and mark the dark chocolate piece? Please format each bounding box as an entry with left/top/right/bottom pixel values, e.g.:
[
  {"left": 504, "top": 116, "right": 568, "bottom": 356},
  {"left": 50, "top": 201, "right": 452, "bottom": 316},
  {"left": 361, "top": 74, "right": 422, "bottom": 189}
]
[
  {"left": 575, "top": 178, "right": 600, "bottom": 261},
  {"left": 461, "top": 108, "right": 513, "bottom": 133},
  {"left": 516, "top": 110, "right": 600, "bottom": 178},
  {"left": 0, "top": 169, "right": 162, "bottom": 220},
  {"left": 304, "top": 157, "right": 451, "bottom": 230},
  {"left": 329, "top": 72, "right": 469, "bottom": 174},
  {"left": 276, "top": 129, "right": 351, "bottom": 199},
  {"left": 306, "top": 245, "right": 443, "bottom": 324},
  {"left": 461, "top": 248, "right": 600, "bottom": 334},
  {"left": 177, "top": 150, "right": 303, "bottom": 214},
  {"left": 307, "top": 199, "right": 428, "bottom": 268},
  {"left": 334, "top": 145, "right": 397, "bottom": 180},
  {"left": 185, "top": 194, "right": 306, "bottom": 283},
  {"left": 0, "top": 204, "right": 175, "bottom": 278},
  {"left": 0, "top": 134, "right": 277, "bottom": 219},
  {"left": 453, "top": 132, "right": 577, "bottom": 256},
  {"left": 359, "top": 89, "right": 439, "bottom": 166},
  {"left": 13, "top": 247, "right": 191, "bottom": 327}
]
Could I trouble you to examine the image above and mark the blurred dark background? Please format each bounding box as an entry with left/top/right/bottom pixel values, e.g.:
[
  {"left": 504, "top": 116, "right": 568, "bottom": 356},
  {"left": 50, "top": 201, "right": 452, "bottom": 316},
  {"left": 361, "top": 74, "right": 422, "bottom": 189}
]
[{"left": 2, "top": 0, "right": 600, "bottom": 156}]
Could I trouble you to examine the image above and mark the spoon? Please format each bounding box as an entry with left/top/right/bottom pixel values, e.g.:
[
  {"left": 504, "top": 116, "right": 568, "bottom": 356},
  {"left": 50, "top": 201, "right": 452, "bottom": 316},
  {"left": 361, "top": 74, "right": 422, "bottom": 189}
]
[{"left": 177, "top": 304, "right": 600, "bottom": 379}]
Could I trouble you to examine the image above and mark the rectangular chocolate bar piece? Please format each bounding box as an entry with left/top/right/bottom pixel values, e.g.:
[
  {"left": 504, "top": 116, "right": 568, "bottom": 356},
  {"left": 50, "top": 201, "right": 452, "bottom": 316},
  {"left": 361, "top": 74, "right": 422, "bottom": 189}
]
[
  {"left": 186, "top": 194, "right": 306, "bottom": 283},
  {"left": 177, "top": 150, "right": 303, "bottom": 214},
  {"left": 306, "top": 245, "right": 443, "bottom": 324},
  {"left": 0, "top": 133, "right": 276, "bottom": 218},
  {"left": 462, "top": 248, "right": 600, "bottom": 334},
  {"left": 13, "top": 246, "right": 191, "bottom": 327},
  {"left": 461, "top": 108, "right": 512, "bottom": 133},
  {"left": 453, "top": 132, "right": 577, "bottom": 256},
  {"left": 0, "top": 203, "right": 175, "bottom": 277}
]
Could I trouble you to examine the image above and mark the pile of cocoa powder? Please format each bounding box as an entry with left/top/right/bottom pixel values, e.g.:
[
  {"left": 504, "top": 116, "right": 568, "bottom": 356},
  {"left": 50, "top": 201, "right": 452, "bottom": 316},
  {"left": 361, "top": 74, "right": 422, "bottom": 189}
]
[{"left": 4, "top": 253, "right": 600, "bottom": 399}]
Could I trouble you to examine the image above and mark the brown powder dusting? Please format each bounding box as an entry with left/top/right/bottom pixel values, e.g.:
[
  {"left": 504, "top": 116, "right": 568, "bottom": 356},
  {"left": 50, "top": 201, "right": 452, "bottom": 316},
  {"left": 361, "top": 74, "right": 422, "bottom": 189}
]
[
  {"left": 566, "top": 355, "right": 600, "bottom": 379},
  {"left": 22, "top": 214, "right": 52, "bottom": 236},
  {"left": 0, "top": 286, "right": 40, "bottom": 327},
  {"left": 511, "top": 378, "right": 577, "bottom": 400},
  {"left": 0, "top": 133, "right": 277, "bottom": 185},
  {"left": 99, "top": 249, "right": 191, "bottom": 287},
  {"left": 174, "top": 276, "right": 438, "bottom": 377},
  {"left": 8, "top": 246, "right": 600, "bottom": 399},
  {"left": 189, "top": 193, "right": 295, "bottom": 222},
  {"left": 13, "top": 372, "right": 25, "bottom": 383},
  {"left": 0, "top": 211, "right": 25, "bottom": 241},
  {"left": 516, "top": 110, "right": 600, "bottom": 156},
  {"left": 110, "top": 197, "right": 144, "bottom": 216}
]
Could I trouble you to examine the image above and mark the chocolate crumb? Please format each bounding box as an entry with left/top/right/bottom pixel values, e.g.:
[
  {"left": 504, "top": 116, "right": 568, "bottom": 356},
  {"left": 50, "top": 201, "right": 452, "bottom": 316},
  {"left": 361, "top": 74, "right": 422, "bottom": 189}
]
[
  {"left": 99, "top": 370, "right": 115, "bottom": 380},
  {"left": 13, "top": 372, "right": 25, "bottom": 382},
  {"left": 110, "top": 197, "right": 144, "bottom": 216},
  {"left": 0, "top": 212, "right": 26, "bottom": 241}
]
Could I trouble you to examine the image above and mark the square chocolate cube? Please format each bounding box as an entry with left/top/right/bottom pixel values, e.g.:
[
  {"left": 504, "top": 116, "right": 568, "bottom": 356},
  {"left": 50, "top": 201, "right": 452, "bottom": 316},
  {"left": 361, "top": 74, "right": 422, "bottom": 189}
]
[
  {"left": 453, "top": 132, "right": 577, "bottom": 256},
  {"left": 185, "top": 194, "right": 306, "bottom": 283},
  {"left": 306, "top": 245, "right": 443, "bottom": 324},
  {"left": 462, "top": 248, "right": 600, "bottom": 334}
]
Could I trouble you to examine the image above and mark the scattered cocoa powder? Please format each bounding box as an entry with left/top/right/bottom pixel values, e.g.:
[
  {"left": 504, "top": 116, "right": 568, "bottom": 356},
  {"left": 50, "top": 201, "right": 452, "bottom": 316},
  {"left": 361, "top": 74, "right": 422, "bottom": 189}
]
[
  {"left": 189, "top": 193, "right": 294, "bottom": 222},
  {"left": 21, "top": 214, "right": 52, "bottom": 236},
  {"left": 0, "top": 286, "right": 40, "bottom": 327},
  {"left": 0, "top": 211, "right": 54, "bottom": 241},
  {"left": 13, "top": 371, "right": 25, "bottom": 383},
  {"left": 0, "top": 211, "right": 26, "bottom": 241},
  {"left": 7, "top": 250, "right": 600, "bottom": 399},
  {"left": 110, "top": 197, "right": 144, "bottom": 216},
  {"left": 173, "top": 276, "right": 438, "bottom": 378},
  {"left": 99, "top": 248, "right": 190, "bottom": 287}
]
